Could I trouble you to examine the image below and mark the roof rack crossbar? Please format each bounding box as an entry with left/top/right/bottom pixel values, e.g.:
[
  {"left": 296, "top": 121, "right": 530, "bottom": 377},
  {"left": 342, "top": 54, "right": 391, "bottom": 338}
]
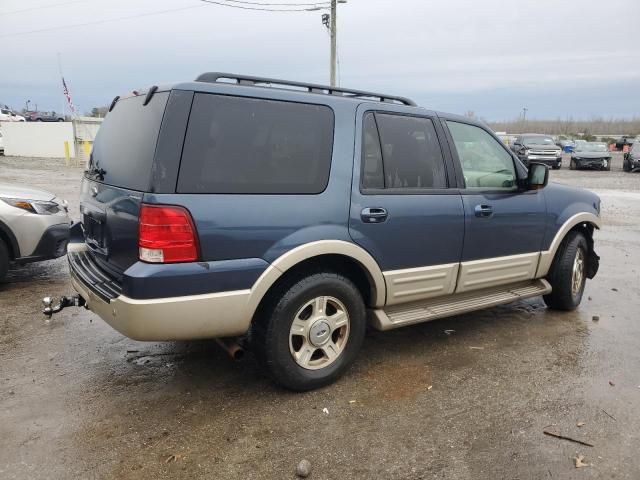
[{"left": 195, "top": 72, "right": 416, "bottom": 106}]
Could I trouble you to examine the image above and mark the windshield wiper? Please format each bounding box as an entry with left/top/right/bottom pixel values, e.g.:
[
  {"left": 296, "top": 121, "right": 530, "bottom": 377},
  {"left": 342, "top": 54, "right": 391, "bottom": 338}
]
[{"left": 85, "top": 164, "right": 107, "bottom": 181}]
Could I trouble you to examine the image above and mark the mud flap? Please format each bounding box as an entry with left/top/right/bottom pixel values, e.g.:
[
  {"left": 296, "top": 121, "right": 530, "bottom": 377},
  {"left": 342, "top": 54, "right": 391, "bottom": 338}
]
[{"left": 586, "top": 248, "right": 600, "bottom": 279}]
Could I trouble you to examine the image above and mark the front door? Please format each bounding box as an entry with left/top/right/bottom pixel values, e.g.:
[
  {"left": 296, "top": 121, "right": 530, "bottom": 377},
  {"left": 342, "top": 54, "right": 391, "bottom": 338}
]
[
  {"left": 443, "top": 120, "right": 548, "bottom": 293},
  {"left": 349, "top": 106, "right": 465, "bottom": 305}
]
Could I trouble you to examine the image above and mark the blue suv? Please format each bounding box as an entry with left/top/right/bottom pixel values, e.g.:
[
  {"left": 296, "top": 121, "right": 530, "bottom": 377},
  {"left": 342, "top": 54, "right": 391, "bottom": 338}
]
[{"left": 50, "top": 73, "right": 601, "bottom": 391}]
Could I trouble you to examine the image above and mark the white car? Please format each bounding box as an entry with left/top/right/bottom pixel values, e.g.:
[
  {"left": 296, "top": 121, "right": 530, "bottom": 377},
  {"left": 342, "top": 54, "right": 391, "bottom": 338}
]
[
  {"left": 0, "top": 184, "right": 71, "bottom": 280},
  {"left": 0, "top": 108, "right": 25, "bottom": 122}
]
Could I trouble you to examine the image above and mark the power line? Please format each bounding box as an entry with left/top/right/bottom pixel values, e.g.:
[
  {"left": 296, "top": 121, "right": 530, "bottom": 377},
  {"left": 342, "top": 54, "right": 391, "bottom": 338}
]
[
  {"left": 0, "top": 4, "right": 206, "bottom": 38},
  {"left": 0, "top": 0, "right": 92, "bottom": 16},
  {"left": 199, "top": 0, "right": 326, "bottom": 12},
  {"left": 220, "top": 0, "right": 329, "bottom": 5}
]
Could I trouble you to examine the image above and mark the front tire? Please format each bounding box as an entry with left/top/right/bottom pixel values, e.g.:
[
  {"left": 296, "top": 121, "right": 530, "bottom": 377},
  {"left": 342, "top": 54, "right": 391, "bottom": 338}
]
[
  {"left": 569, "top": 159, "right": 576, "bottom": 170},
  {"left": 0, "top": 238, "right": 9, "bottom": 281},
  {"left": 543, "top": 231, "right": 588, "bottom": 311},
  {"left": 253, "top": 272, "right": 366, "bottom": 391}
]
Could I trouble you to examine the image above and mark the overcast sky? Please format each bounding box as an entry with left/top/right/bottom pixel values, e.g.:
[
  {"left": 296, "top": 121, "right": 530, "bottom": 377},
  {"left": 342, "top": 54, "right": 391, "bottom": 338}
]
[{"left": 1, "top": 0, "right": 639, "bottom": 120}]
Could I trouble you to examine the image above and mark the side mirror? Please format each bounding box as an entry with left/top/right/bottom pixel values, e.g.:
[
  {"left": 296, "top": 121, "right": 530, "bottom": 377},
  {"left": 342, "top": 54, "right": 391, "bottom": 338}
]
[{"left": 527, "top": 162, "right": 548, "bottom": 190}]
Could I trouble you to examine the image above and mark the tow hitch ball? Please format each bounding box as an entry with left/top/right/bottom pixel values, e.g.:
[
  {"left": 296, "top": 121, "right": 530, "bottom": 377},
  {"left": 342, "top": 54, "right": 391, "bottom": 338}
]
[{"left": 42, "top": 295, "right": 86, "bottom": 318}]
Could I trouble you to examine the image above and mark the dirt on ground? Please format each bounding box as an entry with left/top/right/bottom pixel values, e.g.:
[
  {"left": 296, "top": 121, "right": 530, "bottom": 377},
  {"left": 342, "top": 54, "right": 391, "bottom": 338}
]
[{"left": 0, "top": 154, "right": 639, "bottom": 479}]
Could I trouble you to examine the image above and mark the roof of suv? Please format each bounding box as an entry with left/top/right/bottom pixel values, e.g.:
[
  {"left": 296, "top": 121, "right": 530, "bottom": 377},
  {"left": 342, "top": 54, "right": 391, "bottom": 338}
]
[{"left": 116, "top": 73, "right": 492, "bottom": 130}]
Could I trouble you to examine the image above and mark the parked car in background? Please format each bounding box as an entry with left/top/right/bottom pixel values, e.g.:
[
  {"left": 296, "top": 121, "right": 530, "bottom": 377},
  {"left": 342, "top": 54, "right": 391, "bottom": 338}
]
[
  {"left": 623, "top": 142, "right": 640, "bottom": 172},
  {"left": 511, "top": 134, "right": 563, "bottom": 169},
  {"left": 557, "top": 139, "right": 575, "bottom": 153},
  {"left": 45, "top": 73, "right": 602, "bottom": 391},
  {"left": 570, "top": 142, "right": 611, "bottom": 171},
  {"left": 615, "top": 135, "right": 637, "bottom": 151},
  {"left": 0, "top": 184, "right": 70, "bottom": 281},
  {"left": 26, "top": 111, "right": 65, "bottom": 122},
  {"left": 0, "top": 108, "right": 25, "bottom": 122}
]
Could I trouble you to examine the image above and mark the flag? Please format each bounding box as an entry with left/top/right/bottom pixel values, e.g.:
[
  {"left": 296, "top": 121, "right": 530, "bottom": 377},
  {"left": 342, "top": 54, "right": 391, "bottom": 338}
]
[{"left": 62, "top": 77, "right": 76, "bottom": 113}]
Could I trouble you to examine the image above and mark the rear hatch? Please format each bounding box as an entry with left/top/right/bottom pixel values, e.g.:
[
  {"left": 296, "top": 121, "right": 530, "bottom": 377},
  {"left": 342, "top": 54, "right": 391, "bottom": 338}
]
[{"left": 80, "top": 91, "right": 169, "bottom": 276}]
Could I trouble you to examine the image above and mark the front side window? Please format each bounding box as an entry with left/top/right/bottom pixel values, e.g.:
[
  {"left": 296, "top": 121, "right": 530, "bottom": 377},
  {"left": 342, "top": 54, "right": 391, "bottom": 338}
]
[
  {"left": 178, "top": 94, "right": 334, "bottom": 194},
  {"left": 362, "top": 113, "right": 447, "bottom": 190},
  {"left": 447, "top": 121, "right": 517, "bottom": 190}
]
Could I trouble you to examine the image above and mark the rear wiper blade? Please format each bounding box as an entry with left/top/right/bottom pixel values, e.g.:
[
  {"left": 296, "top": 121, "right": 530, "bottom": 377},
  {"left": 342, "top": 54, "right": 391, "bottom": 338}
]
[{"left": 86, "top": 165, "right": 106, "bottom": 181}]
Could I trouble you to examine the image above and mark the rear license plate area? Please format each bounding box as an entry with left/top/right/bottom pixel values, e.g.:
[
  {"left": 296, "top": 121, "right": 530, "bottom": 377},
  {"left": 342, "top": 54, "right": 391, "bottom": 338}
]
[{"left": 84, "top": 214, "right": 104, "bottom": 247}]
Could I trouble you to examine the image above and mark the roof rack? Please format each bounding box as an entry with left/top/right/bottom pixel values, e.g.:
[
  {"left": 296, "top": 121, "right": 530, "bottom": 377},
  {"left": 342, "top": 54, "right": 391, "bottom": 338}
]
[{"left": 195, "top": 72, "right": 417, "bottom": 106}]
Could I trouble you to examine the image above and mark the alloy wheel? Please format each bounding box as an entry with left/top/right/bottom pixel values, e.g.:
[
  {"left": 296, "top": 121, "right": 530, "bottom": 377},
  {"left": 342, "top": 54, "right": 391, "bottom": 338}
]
[{"left": 289, "top": 296, "right": 350, "bottom": 370}]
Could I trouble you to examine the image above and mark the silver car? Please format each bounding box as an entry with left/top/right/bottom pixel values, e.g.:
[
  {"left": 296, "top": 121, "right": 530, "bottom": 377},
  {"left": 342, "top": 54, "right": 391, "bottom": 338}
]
[{"left": 0, "top": 184, "right": 71, "bottom": 280}]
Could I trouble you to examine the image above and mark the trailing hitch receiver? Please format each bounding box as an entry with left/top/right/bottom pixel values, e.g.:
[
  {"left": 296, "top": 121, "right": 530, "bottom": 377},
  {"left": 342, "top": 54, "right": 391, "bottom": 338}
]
[{"left": 42, "top": 295, "right": 86, "bottom": 318}]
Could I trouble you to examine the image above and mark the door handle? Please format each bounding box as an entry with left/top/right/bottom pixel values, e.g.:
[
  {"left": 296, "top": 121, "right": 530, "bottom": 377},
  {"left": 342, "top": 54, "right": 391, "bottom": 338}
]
[
  {"left": 361, "top": 207, "right": 388, "bottom": 223},
  {"left": 474, "top": 204, "right": 493, "bottom": 218}
]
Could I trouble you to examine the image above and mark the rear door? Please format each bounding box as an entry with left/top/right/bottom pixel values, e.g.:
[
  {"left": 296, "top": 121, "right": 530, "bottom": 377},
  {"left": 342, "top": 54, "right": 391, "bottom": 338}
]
[
  {"left": 80, "top": 91, "right": 172, "bottom": 275},
  {"left": 349, "top": 105, "right": 464, "bottom": 306},
  {"left": 442, "top": 119, "right": 547, "bottom": 293}
]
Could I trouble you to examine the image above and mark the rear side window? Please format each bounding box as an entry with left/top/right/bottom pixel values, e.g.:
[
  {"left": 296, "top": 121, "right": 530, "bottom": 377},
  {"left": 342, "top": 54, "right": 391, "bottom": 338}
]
[
  {"left": 361, "top": 113, "right": 384, "bottom": 189},
  {"left": 363, "top": 113, "right": 447, "bottom": 190},
  {"left": 90, "top": 92, "right": 169, "bottom": 191},
  {"left": 177, "top": 94, "right": 334, "bottom": 194}
]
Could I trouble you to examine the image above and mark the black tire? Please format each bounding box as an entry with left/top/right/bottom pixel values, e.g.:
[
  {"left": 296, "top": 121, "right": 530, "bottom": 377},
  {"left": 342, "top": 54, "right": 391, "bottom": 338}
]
[
  {"left": 252, "top": 271, "right": 366, "bottom": 391},
  {"left": 569, "top": 159, "right": 575, "bottom": 170},
  {"left": 543, "top": 231, "right": 588, "bottom": 311},
  {"left": 552, "top": 164, "right": 561, "bottom": 170},
  {"left": 623, "top": 159, "right": 631, "bottom": 172},
  {"left": 0, "top": 238, "right": 9, "bottom": 282},
  {"left": 35, "top": 118, "right": 42, "bottom": 122}
]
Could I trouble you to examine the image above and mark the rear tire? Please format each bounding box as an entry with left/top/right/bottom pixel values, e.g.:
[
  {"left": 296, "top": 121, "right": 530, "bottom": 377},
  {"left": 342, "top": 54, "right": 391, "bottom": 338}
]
[
  {"left": 569, "top": 159, "right": 576, "bottom": 170},
  {"left": 543, "top": 231, "right": 588, "bottom": 311},
  {"left": 253, "top": 272, "right": 366, "bottom": 391},
  {"left": 0, "top": 238, "right": 9, "bottom": 282},
  {"left": 623, "top": 158, "right": 631, "bottom": 172}
]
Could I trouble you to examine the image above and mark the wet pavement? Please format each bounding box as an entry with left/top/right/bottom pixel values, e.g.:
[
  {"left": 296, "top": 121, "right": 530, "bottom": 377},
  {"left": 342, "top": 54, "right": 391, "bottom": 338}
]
[{"left": 1, "top": 154, "right": 639, "bottom": 479}]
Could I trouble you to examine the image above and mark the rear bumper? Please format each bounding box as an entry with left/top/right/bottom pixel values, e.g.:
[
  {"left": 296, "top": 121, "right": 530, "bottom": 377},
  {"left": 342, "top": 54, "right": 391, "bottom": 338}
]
[
  {"left": 70, "top": 268, "right": 251, "bottom": 341},
  {"left": 68, "top": 247, "right": 255, "bottom": 341}
]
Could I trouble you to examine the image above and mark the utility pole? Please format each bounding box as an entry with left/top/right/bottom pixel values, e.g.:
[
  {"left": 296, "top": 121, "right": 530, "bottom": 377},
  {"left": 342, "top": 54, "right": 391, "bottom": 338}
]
[
  {"left": 322, "top": 0, "right": 345, "bottom": 87},
  {"left": 522, "top": 107, "right": 528, "bottom": 122},
  {"left": 330, "top": 0, "right": 337, "bottom": 87}
]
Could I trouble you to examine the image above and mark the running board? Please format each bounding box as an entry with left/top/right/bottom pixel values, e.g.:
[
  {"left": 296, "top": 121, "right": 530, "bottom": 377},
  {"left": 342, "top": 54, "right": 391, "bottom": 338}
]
[{"left": 370, "top": 279, "right": 551, "bottom": 331}]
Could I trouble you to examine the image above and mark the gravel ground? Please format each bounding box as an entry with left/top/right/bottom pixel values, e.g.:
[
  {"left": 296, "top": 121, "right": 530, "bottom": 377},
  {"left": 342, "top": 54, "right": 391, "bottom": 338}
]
[{"left": 0, "top": 153, "right": 639, "bottom": 479}]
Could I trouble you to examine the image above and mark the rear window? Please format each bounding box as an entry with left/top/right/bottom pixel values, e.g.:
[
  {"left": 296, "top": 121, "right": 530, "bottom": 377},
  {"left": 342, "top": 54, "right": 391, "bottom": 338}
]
[
  {"left": 177, "top": 93, "right": 334, "bottom": 194},
  {"left": 89, "top": 92, "right": 169, "bottom": 191}
]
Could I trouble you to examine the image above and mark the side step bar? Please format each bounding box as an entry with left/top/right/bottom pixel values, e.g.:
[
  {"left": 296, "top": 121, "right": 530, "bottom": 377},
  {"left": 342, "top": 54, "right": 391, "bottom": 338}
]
[{"left": 370, "top": 279, "right": 551, "bottom": 331}]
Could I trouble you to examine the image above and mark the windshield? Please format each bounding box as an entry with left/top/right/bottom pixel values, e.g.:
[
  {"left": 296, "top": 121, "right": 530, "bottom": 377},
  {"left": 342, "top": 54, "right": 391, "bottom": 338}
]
[
  {"left": 576, "top": 143, "right": 608, "bottom": 153},
  {"left": 523, "top": 136, "right": 555, "bottom": 145}
]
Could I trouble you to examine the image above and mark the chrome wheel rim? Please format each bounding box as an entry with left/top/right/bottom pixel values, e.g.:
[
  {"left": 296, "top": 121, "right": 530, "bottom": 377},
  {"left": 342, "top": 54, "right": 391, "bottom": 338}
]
[
  {"left": 571, "top": 248, "right": 585, "bottom": 296},
  {"left": 289, "top": 296, "right": 350, "bottom": 370}
]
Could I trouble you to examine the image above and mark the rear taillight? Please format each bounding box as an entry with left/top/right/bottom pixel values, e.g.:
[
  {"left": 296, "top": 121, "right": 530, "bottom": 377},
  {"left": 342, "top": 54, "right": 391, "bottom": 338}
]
[{"left": 138, "top": 204, "right": 199, "bottom": 263}]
